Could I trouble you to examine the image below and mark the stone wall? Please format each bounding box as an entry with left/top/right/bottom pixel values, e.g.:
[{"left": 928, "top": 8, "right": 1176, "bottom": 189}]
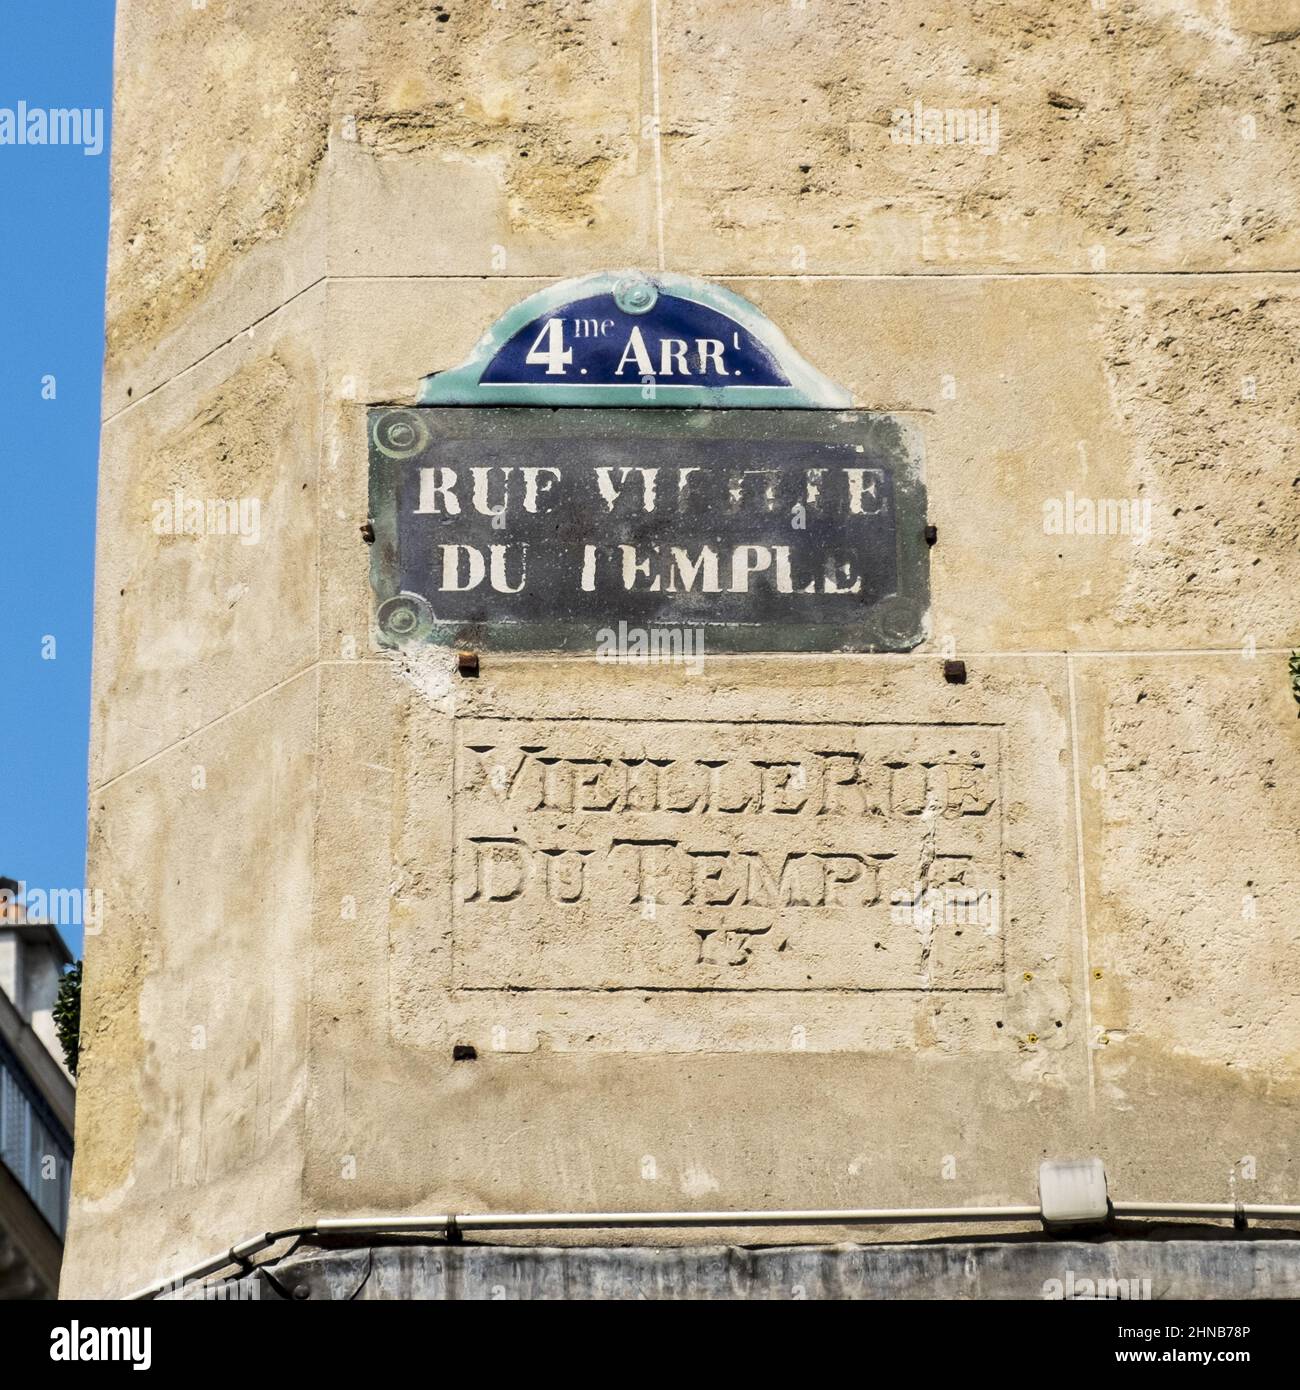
[{"left": 63, "top": 0, "right": 1300, "bottom": 1296}]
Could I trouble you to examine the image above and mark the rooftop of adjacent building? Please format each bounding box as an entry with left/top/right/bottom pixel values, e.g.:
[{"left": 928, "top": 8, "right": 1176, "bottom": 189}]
[{"left": 0, "top": 874, "right": 76, "bottom": 1299}]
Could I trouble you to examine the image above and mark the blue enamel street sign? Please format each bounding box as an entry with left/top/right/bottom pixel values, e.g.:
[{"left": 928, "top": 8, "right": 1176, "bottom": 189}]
[
  {"left": 418, "top": 270, "right": 851, "bottom": 409},
  {"left": 370, "top": 274, "right": 929, "bottom": 653}
]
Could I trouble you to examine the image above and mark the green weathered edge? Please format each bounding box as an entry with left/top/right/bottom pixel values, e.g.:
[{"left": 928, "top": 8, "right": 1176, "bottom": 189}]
[
  {"left": 367, "top": 408, "right": 929, "bottom": 655},
  {"left": 416, "top": 270, "right": 852, "bottom": 409}
]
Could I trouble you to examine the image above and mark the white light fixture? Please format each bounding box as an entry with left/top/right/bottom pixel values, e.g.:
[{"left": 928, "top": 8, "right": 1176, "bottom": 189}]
[{"left": 1038, "top": 1157, "right": 1110, "bottom": 1227}]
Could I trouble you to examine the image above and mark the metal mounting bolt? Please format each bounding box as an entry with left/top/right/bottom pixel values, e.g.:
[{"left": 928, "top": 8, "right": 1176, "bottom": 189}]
[
  {"left": 943, "top": 659, "right": 967, "bottom": 684},
  {"left": 457, "top": 651, "right": 480, "bottom": 678}
]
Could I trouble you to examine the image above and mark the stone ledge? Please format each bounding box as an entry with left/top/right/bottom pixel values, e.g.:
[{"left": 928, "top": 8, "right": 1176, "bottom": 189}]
[{"left": 171, "top": 1236, "right": 1300, "bottom": 1301}]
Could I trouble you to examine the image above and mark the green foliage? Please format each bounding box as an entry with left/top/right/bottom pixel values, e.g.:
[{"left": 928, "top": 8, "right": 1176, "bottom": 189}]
[
  {"left": 54, "top": 960, "right": 82, "bottom": 1078},
  {"left": 1291, "top": 651, "right": 1300, "bottom": 718}
]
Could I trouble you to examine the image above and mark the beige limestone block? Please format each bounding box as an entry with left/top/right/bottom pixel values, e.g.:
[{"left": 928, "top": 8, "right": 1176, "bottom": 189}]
[
  {"left": 334, "top": 0, "right": 652, "bottom": 260},
  {"left": 325, "top": 0, "right": 658, "bottom": 279},
  {"left": 658, "top": 0, "right": 1300, "bottom": 274},
  {"left": 298, "top": 655, "right": 1085, "bottom": 1231},
  {"left": 105, "top": 1, "right": 332, "bottom": 396},
  {"left": 63, "top": 673, "right": 318, "bottom": 1298},
  {"left": 89, "top": 288, "right": 324, "bottom": 787},
  {"left": 1067, "top": 651, "right": 1300, "bottom": 1206},
  {"left": 1074, "top": 652, "right": 1300, "bottom": 1081},
  {"left": 738, "top": 275, "right": 1300, "bottom": 651},
  {"left": 101, "top": 178, "right": 328, "bottom": 420}
]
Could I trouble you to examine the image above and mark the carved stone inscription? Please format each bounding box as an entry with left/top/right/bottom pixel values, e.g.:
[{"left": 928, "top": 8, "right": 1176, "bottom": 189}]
[{"left": 454, "top": 719, "right": 1005, "bottom": 992}]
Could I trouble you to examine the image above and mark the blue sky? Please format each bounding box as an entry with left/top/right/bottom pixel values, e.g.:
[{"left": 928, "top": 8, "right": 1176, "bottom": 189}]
[{"left": 0, "top": 4, "right": 116, "bottom": 958}]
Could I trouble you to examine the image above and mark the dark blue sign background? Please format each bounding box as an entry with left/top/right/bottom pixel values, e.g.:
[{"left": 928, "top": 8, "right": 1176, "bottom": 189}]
[{"left": 480, "top": 293, "right": 792, "bottom": 389}]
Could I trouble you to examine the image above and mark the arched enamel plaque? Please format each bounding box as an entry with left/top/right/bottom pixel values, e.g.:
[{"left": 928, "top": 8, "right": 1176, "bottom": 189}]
[{"left": 418, "top": 270, "right": 851, "bottom": 409}]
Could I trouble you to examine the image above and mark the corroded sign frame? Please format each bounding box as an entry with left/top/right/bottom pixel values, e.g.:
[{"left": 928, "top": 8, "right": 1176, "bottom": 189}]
[{"left": 367, "top": 407, "right": 930, "bottom": 654}]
